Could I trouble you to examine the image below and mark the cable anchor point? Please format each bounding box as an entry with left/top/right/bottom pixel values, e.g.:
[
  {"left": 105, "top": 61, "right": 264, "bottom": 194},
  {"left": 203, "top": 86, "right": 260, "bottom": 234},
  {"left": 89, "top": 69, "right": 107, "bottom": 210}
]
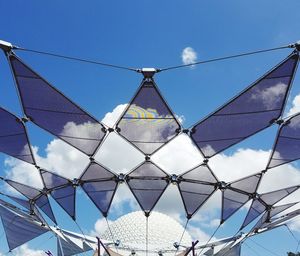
[
  {"left": 289, "top": 41, "right": 300, "bottom": 51},
  {"left": 137, "top": 68, "right": 160, "bottom": 78},
  {"left": 0, "top": 39, "right": 19, "bottom": 53}
]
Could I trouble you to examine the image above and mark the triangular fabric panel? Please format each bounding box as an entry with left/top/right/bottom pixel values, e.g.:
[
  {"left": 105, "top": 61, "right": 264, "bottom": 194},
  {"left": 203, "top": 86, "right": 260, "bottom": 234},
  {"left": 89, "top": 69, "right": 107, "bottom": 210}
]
[
  {"left": 9, "top": 54, "right": 106, "bottom": 156},
  {"left": 58, "top": 236, "right": 89, "bottom": 256},
  {"left": 126, "top": 161, "right": 169, "bottom": 214},
  {"left": 116, "top": 79, "right": 181, "bottom": 155},
  {"left": 0, "top": 198, "right": 31, "bottom": 218},
  {"left": 81, "top": 180, "right": 117, "bottom": 217},
  {"left": 221, "top": 189, "right": 250, "bottom": 223},
  {"left": 4, "top": 194, "right": 46, "bottom": 224},
  {"left": 0, "top": 205, "right": 48, "bottom": 251},
  {"left": 51, "top": 185, "right": 76, "bottom": 219},
  {"left": 268, "top": 113, "right": 300, "bottom": 168},
  {"left": 263, "top": 208, "right": 300, "bottom": 230},
  {"left": 191, "top": 52, "right": 299, "bottom": 158},
  {"left": 80, "top": 161, "right": 117, "bottom": 216},
  {"left": 241, "top": 199, "right": 266, "bottom": 229},
  {"left": 229, "top": 173, "right": 262, "bottom": 194},
  {"left": 0, "top": 107, "right": 35, "bottom": 164},
  {"left": 179, "top": 182, "right": 216, "bottom": 219},
  {"left": 35, "top": 194, "right": 57, "bottom": 224},
  {"left": 260, "top": 185, "right": 299, "bottom": 206},
  {"left": 178, "top": 164, "right": 218, "bottom": 218},
  {"left": 80, "top": 161, "right": 116, "bottom": 182},
  {"left": 251, "top": 202, "right": 297, "bottom": 231},
  {"left": 3, "top": 180, "right": 56, "bottom": 223},
  {"left": 5, "top": 179, "right": 41, "bottom": 199},
  {"left": 240, "top": 190, "right": 296, "bottom": 230},
  {"left": 214, "top": 243, "right": 241, "bottom": 256},
  {"left": 179, "top": 164, "right": 218, "bottom": 184},
  {"left": 269, "top": 202, "right": 298, "bottom": 218},
  {"left": 41, "top": 169, "right": 70, "bottom": 190}
]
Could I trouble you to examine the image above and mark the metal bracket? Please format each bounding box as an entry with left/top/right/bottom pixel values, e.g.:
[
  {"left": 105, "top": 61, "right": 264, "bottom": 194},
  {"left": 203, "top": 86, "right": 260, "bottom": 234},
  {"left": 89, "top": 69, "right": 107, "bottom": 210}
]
[
  {"left": 0, "top": 40, "right": 15, "bottom": 52},
  {"left": 217, "top": 181, "right": 227, "bottom": 190},
  {"left": 289, "top": 41, "right": 300, "bottom": 51},
  {"left": 117, "top": 173, "right": 126, "bottom": 183},
  {"left": 137, "top": 68, "right": 160, "bottom": 78},
  {"left": 170, "top": 174, "right": 179, "bottom": 184}
]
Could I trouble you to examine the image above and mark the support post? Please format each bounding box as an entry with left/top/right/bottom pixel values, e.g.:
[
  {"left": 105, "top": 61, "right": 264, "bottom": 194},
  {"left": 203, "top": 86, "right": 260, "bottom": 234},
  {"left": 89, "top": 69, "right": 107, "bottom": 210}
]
[
  {"left": 96, "top": 237, "right": 111, "bottom": 256},
  {"left": 184, "top": 240, "right": 199, "bottom": 256}
]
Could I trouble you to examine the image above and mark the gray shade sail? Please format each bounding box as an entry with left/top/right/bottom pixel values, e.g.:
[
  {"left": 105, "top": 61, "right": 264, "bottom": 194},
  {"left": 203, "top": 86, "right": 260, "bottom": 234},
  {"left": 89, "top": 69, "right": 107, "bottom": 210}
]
[
  {"left": 178, "top": 164, "right": 218, "bottom": 218},
  {"left": 126, "top": 161, "right": 169, "bottom": 215},
  {"left": 267, "top": 113, "right": 300, "bottom": 169},
  {"left": 9, "top": 53, "right": 106, "bottom": 156},
  {"left": 221, "top": 173, "right": 262, "bottom": 223},
  {"left": 80, "top": 161, "right": 118, "bottom": 217},
  {"left": 0, "top": 204, "right": 48, "bottom": 251},
  {"left": 241, "top": 185, "right": 299, "bottom": 229},
  {"left": 0, "top": 107, "right": 35, "bottom": 164},
  {"left": 191, "top": 52, "right": 299, "bottom": 158},
  {"left": 4, "top": 179, "right": 57, "bottom": 224},
  {"left": 116, "top": 78, "right": 181, "bottom": 155}
]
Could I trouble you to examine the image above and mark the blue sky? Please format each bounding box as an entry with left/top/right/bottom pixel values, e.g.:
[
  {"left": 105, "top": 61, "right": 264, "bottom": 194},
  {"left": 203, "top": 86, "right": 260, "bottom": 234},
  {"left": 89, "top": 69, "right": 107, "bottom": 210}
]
[{"left": 1, "top": 1, "right": 300, "bottom": 255}]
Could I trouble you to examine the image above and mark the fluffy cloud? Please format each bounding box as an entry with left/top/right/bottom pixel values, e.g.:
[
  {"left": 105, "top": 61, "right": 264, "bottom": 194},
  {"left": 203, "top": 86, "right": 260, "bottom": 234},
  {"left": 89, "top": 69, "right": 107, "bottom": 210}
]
[
  {"left": 181, "top": 47, "right": 197, "bottom": 65},
  {"left": 287, "top": 94, "right": 300, "bottom": 117},
  {"left": 7, "top": 244, "right": 46, "bottom": 256},
  {"left": 250, "top": 82, "right": 287, "bottom": 109},
  {"left": 102, "top": 104, "right": 128, "bottom": 128},
  {"left": 90, "top": 218, "right": 113, "bottom": 237}
]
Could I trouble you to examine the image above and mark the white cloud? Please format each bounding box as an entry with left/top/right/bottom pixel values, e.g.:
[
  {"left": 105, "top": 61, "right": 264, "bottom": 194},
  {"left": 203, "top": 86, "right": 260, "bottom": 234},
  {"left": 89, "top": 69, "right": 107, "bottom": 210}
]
[
  {"left": 187, "top": 225, "right": 211, "bottom": 242},
  {"left": 10, "top": 244, "right": 46, "bottom": 256},
  {"left": 181, "top": 47, "right": 197, "bottom": 65},
  {"left": 152, "top": 133, "right": 203, "bottom": 174},
  {"left": 250, "top": 82, "right": 287, "bottom": 109},
  {"left": 209, "top": 148, "right": 270, "bottom": 182},
  {"left": 94, "top": 132, "right": 144, "bottom": 174},
  {"left": 102, "top": 104, "right": 127, "bottom": 128},
  {"left": 90, "top": 218, "right": 113, "bottom": 237},
  {"left": 287, "top": 94, "right": 300, "bottom": 117}
]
